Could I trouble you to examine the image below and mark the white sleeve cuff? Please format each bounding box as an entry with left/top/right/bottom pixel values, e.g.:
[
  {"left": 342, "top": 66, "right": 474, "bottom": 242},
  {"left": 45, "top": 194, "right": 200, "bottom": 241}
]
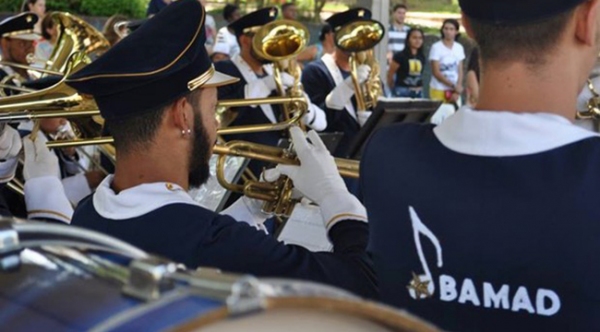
[
  {"left": 0, "top": 157, "right": 18, "bottom": 183},
  {"left": 62, "top": 173, "right": 92, "bottom": 206},
  {"left": 221, "top": 197, "right": 269, "bottom": 233},
  {"left": 318, "top": 191, "right": 367, "bottom": 231},
  {"left": 25, "top": 176, "right": 73, "bottom": 224},
  {"left": 305, "top": 102, "right": 327, "bottom": 131}
]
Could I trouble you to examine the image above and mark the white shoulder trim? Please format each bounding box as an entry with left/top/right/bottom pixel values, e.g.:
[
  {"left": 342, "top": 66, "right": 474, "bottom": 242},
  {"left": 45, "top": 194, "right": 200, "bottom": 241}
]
[
  {"left": 93, "top": 175, "right": 198, "bottom": 220},
  {"left": 433, "top": 107, "right": 599, "bottom": 157}
]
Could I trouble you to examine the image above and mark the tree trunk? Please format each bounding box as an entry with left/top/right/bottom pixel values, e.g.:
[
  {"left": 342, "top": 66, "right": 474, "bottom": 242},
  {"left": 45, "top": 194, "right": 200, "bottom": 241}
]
[{"left": 313, "top": 0, "right": 327, "bottom": 22}]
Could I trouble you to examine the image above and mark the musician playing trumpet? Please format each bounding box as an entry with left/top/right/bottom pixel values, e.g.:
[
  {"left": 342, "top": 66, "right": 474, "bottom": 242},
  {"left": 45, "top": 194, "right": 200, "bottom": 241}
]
[
  {"left": 0, "top": 12, "right": 40, "bottom": 96},
  {"left": 66, "top": 0, "right": 377, "bottom": 299}
]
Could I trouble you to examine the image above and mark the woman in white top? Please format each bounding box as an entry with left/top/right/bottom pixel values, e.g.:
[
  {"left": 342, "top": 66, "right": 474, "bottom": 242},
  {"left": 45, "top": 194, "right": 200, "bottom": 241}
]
[{"left": 429, "top": 19, "right": 465, "bottom": 106}]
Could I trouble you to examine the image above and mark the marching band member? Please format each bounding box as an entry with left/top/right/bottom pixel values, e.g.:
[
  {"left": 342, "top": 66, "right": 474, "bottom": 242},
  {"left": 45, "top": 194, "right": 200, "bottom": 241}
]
[
  {"left": 0, "top": 12, "right": 40, "bottom": 95},
  {"left": 361, "top": 0, "right": 600, "bottom": 329},
  {"left": 66, "top": 0, "right": 376, "bottom": 299},
  {"left": 214, "top": 8, "right": 326, "bottom": 142},
  {"left": 301, "top": 8, "right": 375, "bottom": 158}
]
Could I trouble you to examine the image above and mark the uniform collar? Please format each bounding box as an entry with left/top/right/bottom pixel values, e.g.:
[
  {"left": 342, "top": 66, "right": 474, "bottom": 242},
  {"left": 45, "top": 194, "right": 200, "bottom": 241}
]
[
  {"left": 433, "top": 106, "right": 599, "bottom": 157},
  {"left": 93, "top": 175, "right": 198, "bottom": 220}
]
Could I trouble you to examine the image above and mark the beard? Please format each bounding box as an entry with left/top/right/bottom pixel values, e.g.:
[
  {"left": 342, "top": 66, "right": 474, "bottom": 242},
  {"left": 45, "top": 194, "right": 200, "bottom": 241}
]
[
  {"left": 251, "top": 47, "right": 272, "bottom": 65},
  {"left": 188, "top": 112, "right": 212, "bottom": 189}
]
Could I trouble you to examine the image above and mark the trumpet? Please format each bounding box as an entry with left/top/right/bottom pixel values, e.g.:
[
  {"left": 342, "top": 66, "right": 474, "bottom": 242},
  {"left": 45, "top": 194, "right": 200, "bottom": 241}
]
[
  {"left": 578, "top": 79, "right": 600, "bottom": 119},
  {"left": 335, "top": 19, "right": 385, "bottom": 111}
]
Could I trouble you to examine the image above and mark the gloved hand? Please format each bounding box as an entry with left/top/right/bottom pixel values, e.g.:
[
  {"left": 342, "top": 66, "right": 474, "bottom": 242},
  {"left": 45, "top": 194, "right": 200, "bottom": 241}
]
[
  {"left": 0, "top": 125, "right": 22, "bottom": 182},
  {"left": 355, "top": 64, "right": 371, "bottom": 84},
  {"left": 357, "top": 110, "right": 372, "bottom": 127},
  {"left": 301, "top": 92, "right": 327, "bottom": 131},
  {"left": 266, "top": 127, "right": 367, "bottom": 229},
  {"left": 0, "top": 125, "right": 22, "bottom": 161},
  {"left": 23, "top": 135, "right": 60, "bottom": 181},
  {"left": 325, "top": 65, "right": 372, "bottom": 110},
  {"left": 245, "top": 72, "right": 296, "bottom": 99}
]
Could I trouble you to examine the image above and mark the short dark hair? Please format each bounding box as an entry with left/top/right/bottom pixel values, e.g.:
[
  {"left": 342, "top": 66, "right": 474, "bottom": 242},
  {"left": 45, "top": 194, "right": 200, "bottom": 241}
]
[
  {"left": 393, "top": 4, "right": 407, "bottom": 12},
  {"left": 467, "top": 9, "right": 574, "bottom": 67},
  {"left": 440, "top": 19, "right": 461, "bottom": 41},
  {"left": 282, "top": 2, "right": 295, "bottom": 11},
  {"left": 223, "top": 4, "right": 239, "bottom": 21},
  {"left": 40, "top": 12, "right": 54, "bottom": 40},
  {"left": 106, "top": 90, "right": 201, "bottom": 154},
  {"left": 319, "top": 24, "right": 332, "bottom": 42}
]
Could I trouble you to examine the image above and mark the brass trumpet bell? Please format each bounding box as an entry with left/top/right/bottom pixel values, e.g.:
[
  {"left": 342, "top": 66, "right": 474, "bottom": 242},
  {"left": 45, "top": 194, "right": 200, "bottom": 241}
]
[
  {"left": 252, "top": 19, "right": 310, "bottom": 63},
  {"left": 335, "top": 20, "right": 385, "bottom": 53}
]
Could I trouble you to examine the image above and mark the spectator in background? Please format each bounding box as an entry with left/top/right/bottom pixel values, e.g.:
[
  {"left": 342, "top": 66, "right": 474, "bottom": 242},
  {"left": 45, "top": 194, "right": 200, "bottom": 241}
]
[
  {"left": 429, "top": 19, "right": 465, "bottom": 106},
  {"left": 200, "top": 0, "right": 217, "bottom": 51},
  {"left": 33, "top": 12, "right": 57, "bottom": 67},
  {"left": 465, "top": 47, "right": 480, "bottom": 107},
  {"left": 102, "top": 15, "right": 129, "bottom": 47},
  {"left": 387, "top": 28, "right": 425, "bottom": 98},
  {"left": 214, "top": 4, "right": 242, "bottom": 58},
  {"left": 147, "top": 0, "right": 173, "bottom": 18},
  {"left": 298, "top": 24, "right": 335, "bottom": 65},
  {"left": 387, "top": 4, "right": 410, "bottom": 63},
  {"left": 315, "top": 24, "right": 335, "bottom": 60},
  {"left": 21, "top": 0, "right": 46, "bottom": 34},
  {"left": 281, "top": 2, "right": 297, "bottom": 20}
]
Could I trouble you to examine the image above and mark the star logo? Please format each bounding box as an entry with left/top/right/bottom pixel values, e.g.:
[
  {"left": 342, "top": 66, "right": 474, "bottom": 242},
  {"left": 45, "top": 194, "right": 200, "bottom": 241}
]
[
  {"left": 358, "top": 10, "right": 365, "bottom": 18},
  {"left": 407, "top": 272, "right": 431, "bottom": 299},
  {"left": 26, "top": 15, "right": 33, "bottom": 23},
  {"left": 269, "top": 8, "right": 277, "bottom": 17}
]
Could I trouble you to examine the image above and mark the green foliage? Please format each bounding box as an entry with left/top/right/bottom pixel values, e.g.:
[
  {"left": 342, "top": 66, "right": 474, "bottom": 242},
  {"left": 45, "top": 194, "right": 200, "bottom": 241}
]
[
  {"left": 0, "top": 0, "right": 148, "bottom": 18},
  {"left": 80, "top": 0, "right": 147, "bottom": 18},
  {"left": 0, "top": 0, "right": 24, "bottom": 12}
]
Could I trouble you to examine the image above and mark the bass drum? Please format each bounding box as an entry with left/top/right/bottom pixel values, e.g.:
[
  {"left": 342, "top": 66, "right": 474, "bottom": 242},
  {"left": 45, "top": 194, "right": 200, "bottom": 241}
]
[{"left": 0, "top": 220, "right": 438, "bottom": 332}]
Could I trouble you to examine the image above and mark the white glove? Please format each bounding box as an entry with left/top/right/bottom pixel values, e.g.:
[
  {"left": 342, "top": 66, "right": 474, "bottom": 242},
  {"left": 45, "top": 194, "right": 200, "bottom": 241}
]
[
  {"left": 357, "top": 110, "right": 372, "bottom": 127},
  {"left": 325, "top": 65, "right": 371, "bottom": 111},
  {"left": 266, "top": 127, "right": 367, "bottom": 229},
  {"left": 301, "top": 92, "right": 327, "bottom": 131},
  {"left": 0, "top": 125, "right": 22, "bottom": 161},
  {"left": 0, "top": 125, "right": 22, "bottom": 182},
  {"left": 356, "top": 64, "right": 371, "bottom": 84},
  {"left": 23, "top": 135, "right": 60, "bottom": 181},
  {"left": 245, "top": 72, "right": 295, "bottom": 99}
]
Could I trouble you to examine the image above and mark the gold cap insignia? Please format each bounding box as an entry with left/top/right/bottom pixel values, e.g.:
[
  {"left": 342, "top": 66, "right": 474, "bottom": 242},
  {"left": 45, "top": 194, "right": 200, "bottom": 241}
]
[
  {"left": 269, "top": 8, "right": 277, "bottom": 17},
  {"left": 358, "top": 10, "right": 365, "bottom": 18},
  {"left": 26, "top": 15, "right": 33, "bottom": 23}
]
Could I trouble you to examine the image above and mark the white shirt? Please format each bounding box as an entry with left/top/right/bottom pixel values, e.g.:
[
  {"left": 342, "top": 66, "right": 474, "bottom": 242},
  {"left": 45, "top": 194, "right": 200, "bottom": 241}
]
[
  {"left": 215, "top": 26, "right": 239, "bottom": 58},
  {"left": 429, "top": 40, "right": 465, "bottom": 90}
]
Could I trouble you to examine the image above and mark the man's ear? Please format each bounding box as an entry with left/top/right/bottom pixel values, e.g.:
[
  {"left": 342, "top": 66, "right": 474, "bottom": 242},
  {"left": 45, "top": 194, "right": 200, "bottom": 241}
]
[
  {"left": 575, "top": 0, "right": 600, "bottom": 46},
  {"left": 169, "top": 97, "right": 192, "bottom": 133},
  {"left": 461, "top": 12, "right": 475, "bottom": 39}
]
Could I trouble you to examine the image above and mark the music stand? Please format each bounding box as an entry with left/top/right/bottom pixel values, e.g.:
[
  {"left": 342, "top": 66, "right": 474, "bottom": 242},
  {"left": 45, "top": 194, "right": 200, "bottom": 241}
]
[{"left": 346, "top": 97, "right": 442, "bottom": 159}]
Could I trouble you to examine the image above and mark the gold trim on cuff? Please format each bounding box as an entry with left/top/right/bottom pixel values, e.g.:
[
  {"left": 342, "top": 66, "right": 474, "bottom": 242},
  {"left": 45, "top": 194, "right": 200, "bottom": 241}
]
[
  {"left": 28, "top": 209, "right": 71, "bottom": 222},
  {"left": 326, "top": 213, "right": 368, "bottom": 229}
]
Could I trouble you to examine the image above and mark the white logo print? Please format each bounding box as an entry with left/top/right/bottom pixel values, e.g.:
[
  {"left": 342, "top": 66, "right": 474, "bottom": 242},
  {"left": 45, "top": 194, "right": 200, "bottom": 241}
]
[{"left": 407, "top": 206, "right": 443, "bottom": 300}]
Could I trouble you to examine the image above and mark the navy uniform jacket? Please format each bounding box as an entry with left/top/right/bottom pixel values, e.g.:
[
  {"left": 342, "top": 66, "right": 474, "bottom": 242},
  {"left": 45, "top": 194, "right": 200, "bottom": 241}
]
[
  {"left": 72, "top": 178, "right": 377, "bottom": 299},
  {"left": 214, "top": 60, "right": 284, "bottom": 176},
  {"left": 302, "top": 58, "right": 359, "bottom": 158},
  {"left": 361, "top": 107, "right": 600, "bottom": 331}
]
